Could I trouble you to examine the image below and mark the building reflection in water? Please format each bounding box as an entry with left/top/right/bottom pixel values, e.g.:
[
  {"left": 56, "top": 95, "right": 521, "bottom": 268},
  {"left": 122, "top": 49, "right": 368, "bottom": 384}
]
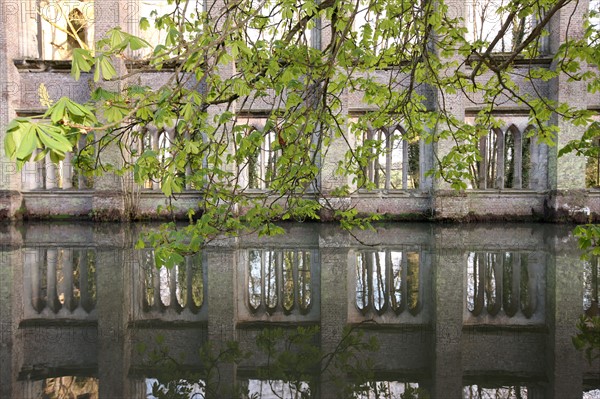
[
  {"left": 584, "top": 256, "right": 600, "bottom": 317},
  {"left": 24, "top": 248, "right": 97, "bottom": 320},
  {"left": 466, "top": 252, "right": 540, "bottom": 320},
  {"left": 247, "top": 249, "right": 313, "bottom": 315},
  {"left": 138, "top": 249, "right": 205, "bottom": 315},
  {"left": 463, "top": 385, "right": 527, "bottom": 399},
  {"left": 1, "top": 222, "right": 599, "bottom": 398},
  {"left": 355, "top": 250, "right": 421, "bottom": 316}
]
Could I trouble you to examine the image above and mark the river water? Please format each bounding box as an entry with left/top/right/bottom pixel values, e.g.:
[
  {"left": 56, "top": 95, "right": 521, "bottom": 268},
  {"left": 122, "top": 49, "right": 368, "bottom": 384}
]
[{"left": 0, "top": 222, "right": 599, "bottom": 398}]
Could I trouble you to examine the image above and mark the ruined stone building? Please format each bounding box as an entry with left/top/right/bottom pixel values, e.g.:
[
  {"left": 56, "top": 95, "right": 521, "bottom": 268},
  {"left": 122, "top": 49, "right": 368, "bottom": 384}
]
[{"left": 0, "top": 0, "right": 599, "bottom": 221}]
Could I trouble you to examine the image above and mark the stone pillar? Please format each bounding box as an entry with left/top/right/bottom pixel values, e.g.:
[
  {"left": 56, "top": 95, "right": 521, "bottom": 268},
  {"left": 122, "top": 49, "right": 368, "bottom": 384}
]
[
  {"left": 45, "top": 154, "right": 57, "bottom": 189},
  {"left": 545, "top": 237, "right": 584, "bottom": 397},
  {"left": 91, "top": 0, "right": 128, "bottom": 220},
  {"left": 62, "top": 153, "right": 73, "bottom": 189},
  {"left": 432, "top": 0, "right": 467, "bottom": 193},
  {"left": 548, "top": 0, "right": 589, "bottom": 191},
  {"left": 149, "top": 125, "right": 161, "bottom": 190},
  {"left": 206, "top": 244, "right": 238, "bottom": 398},
  {"left": 432, "top": 227, "right": 464, "bottom": 398},
  {"left": 514, "top": 131, "right": 523, "bottom": 189},
  {"left": 0, "top": 0, "right": 24, "bottom": 218},
  {"left": 22, "top": 150, "right": 43, "bottom": 190}
]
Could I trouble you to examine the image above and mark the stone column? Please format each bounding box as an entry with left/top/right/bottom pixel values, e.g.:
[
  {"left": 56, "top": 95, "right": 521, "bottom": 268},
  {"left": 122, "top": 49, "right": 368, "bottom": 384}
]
[
  {"left": 91, "top": 1, "right": 128, "bottom": 220},
  {"left": 0, "top": 0, "right": 24, "bottom": 218},
  {"left": 547, "top": 0, "right": 589, "bottom": 191},
  {"left": 432, "top": 0, "right": 467, "bottom": 191},
  {"left": 432, "top": 226, "right": 464, "bottom": 398},
  {"left": 62, "top": 153, "right": 73, "bottom": 189}
]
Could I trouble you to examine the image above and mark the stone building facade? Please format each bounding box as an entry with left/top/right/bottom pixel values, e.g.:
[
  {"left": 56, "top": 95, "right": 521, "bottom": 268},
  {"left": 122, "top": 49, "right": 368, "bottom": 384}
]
[{"left": 0, "top": 0, "right": 599, "bottom": 221}]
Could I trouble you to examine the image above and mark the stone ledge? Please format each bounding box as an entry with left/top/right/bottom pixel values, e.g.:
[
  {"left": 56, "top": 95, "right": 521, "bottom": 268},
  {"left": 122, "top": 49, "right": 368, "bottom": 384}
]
[{"left": 13, "top": 58, "right": 72, "bottom": 72}]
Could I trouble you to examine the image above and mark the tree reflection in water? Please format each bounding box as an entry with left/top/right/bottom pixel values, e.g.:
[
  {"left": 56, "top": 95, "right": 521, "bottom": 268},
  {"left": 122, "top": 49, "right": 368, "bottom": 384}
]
[
  {"left": 248, "top": 249, "right": 312, "bottom": 316},
  {"left": 466, "top": 252, "right": 537, "bottom": 319},
  {"left": 140, "top": 250, "right": 204, "bottom": 313},
  {"left": 41, "top": 376, "right": 99, "bottom": 399},
  {"left": 136, "top": 325, "right": 435, "bottom": 399},
  {"left": 355, "top": 251, "right": 420, "bottom": 316},
  {"left": 462, "top": 385, "right": 527, "bottom": 399}
]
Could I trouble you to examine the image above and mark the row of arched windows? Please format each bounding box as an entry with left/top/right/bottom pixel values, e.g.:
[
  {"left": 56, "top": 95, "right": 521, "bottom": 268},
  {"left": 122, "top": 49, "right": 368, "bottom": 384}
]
[{"left": 474, "top": 125, "right": 537, "bottom": 190}]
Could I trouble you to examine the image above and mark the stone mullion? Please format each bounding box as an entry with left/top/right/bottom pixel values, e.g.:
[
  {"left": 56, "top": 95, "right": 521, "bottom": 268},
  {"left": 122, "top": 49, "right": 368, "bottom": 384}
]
[
  {"left": 402, "top": 138, "right": 409, "bottom": 189},
  {"left": 496, "top": 130, "right": 505, "bottom": 189},
  {"left": 385, "top": 133, "right": 393, "bottom": 190},
  {"left": 478, "top": 136, "right": 488, "bottom": 189},
  {"left": 514, "top": 131, "right": 523, "bottom": 189}
]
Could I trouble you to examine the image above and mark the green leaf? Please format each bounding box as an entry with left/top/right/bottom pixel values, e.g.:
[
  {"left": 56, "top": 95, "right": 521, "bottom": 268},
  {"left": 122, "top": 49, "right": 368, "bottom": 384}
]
[
  {"left": 71, "top": 48, "right": 93, "bottom": 81},
  {"left": 139, "top": 17, "right": 150, "bottom": 31},
  {"left": 98, "top": 56, "right": 118, "bottom": 81},
  {"left": 37, "top": 125, "right": 73, "bottom": 154},
  {"left": 16, "top": 126, "right": 38, "bottom": 160}
]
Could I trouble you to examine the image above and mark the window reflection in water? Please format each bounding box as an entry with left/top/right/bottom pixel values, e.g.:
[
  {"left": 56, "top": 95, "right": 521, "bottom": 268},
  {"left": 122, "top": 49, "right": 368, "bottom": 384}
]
[
  {"left": 247, "top": 250, "right": 312, "bottom": 315},
  {"left": 42, "top": 376, "right": 98, "bottom": 399},
  {"left": 356, "top": 250, "right": 420, "bottom": 316},
  {"left": 354, "top": 381, "right": 424, "bottom": 398},
  {"left": 467, "top": 252, "right": 536, "bottom": 318},
  {"left": 29, "top": 248, "right": 96, "bottom": 315},
  {"left": 463, "top": 385, "right": 528, "bottom": 399},
  {"left": 246, "top": 380, "right": 310, "bottom": 399},
  {"left": 140, "top": 250, "right": 204, "bottom": 313},
  {"left": 145, "top": 378, "right": 205, "bottom": 399},
  {"left": 584, "top": 256, "right": 600, "bottom": 317}
]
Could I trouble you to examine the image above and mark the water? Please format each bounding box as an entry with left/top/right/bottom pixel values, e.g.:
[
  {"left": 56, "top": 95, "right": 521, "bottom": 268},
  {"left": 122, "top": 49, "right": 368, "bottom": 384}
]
[{"left": 1, "top": 222, "right": 599, "bottom": 398}]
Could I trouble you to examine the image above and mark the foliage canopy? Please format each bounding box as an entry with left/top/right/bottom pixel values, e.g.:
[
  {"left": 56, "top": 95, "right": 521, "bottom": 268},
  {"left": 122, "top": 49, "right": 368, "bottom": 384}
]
[{"left": 4, "top": 0, "right": 600, "bottom": 264}]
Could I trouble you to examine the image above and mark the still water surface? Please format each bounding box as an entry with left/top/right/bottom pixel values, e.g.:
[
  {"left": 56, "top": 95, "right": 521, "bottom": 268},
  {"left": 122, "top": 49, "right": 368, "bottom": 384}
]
[{"left": 0, "top": 222, "right": 599, "bottom": 398}]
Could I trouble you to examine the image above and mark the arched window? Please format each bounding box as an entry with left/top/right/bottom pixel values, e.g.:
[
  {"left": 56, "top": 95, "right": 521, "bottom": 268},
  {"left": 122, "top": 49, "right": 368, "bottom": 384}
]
[
  {"left": 474, "top": 125, "right": 533, "bottom": 189},
  {"left": 130, "top": 1, "right": 204, "bottom": 58},
  {"left": 33, "top": 1, "right": 94, "bottom": 60},
  {"left": 24, "top": 247, "right": 96, "bottom": 317},
  {"left": 66, "top": 8, "right": 86, "bottom": 49},
  {"left": 585, "top": 137, "right": 600, "bottom": 188},
  {"left": 363, "top": 126, "right": 420, "bottom": 190},
  {"left": 245, "top": 126, "right": 280, "bottom": 190}
]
